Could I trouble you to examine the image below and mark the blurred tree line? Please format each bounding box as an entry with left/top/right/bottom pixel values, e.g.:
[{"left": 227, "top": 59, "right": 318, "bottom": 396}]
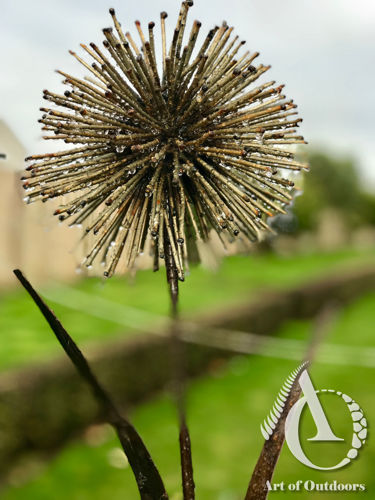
[{"left": 293, "top": 151, "right": 375, "bottom": 232}]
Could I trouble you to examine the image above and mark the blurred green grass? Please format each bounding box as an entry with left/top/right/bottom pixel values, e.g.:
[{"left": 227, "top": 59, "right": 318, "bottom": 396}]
[
  {"left": 1, "top": 248, "right": 373, "bottom": 371},
  {"left": 2, "top": 291, "right": 375, "bottom": 499}
]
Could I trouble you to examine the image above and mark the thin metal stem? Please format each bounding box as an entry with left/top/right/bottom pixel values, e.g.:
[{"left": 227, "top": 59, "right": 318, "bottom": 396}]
[{"left": 165, "top": 235, "right": 195, "bottom": 500}]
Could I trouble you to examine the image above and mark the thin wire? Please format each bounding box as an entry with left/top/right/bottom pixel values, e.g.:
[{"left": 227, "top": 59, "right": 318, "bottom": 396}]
[{"left": 43, "top": 286, "right": 375, "bottom": 369}]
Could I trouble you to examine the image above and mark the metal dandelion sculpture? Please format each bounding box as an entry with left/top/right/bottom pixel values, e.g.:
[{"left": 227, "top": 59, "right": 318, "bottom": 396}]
[
  {"left": 23, "top": 1, "right": 306, "bottom": 281},
  {"left": 17, "top": 2, "right": 308, "bottom": 498}
]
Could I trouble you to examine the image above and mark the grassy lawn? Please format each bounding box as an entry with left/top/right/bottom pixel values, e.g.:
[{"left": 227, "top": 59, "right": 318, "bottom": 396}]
[
  {"left": 2, "top": 291, "right": 375, "bottom": 499},
  {"left": 0, "top": 248, "right": 373, "bottom": 372}
]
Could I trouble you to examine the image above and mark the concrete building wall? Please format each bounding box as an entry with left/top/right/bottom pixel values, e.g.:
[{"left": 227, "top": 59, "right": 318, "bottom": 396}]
[{"left": 0, "top": 120, "right": 83, "bottom": 287}]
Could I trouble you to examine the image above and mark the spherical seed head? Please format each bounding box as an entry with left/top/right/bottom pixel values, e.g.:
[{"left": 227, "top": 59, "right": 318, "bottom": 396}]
[{"left": 24, "top": 1, "right": 307, "bottom": 280}]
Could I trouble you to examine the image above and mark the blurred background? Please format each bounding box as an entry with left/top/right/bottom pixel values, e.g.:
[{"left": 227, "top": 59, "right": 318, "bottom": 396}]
[{"left": 0, "top": 1, "right": 374, "bottom": 499}]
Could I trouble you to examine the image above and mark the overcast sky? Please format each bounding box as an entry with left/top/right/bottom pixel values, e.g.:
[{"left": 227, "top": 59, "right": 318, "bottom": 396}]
[{"left": 1, "top": 0, "right": 374, "bottom": 186}]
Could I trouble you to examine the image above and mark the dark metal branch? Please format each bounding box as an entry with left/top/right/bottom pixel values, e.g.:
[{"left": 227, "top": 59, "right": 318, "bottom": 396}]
[
  {"left": 245, "top": 304, "right": 339, "bottom": 500},
  {"left": 165, "top": 239, "right": 195, "bottom": 500},
  {"left": 245, "top": 368, "right": 305, "bottom": 500},
  {"left": 13, "top": 269, "right": 168, "bottom": 500}
]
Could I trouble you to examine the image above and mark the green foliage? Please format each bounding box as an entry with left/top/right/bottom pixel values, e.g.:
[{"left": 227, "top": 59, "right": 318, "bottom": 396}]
[
  {"left": 358, "top": 191, "right": 375, "bottom": 226},
  {"left": 293, "top": 151, "right": 375, "bottom": 231}
]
